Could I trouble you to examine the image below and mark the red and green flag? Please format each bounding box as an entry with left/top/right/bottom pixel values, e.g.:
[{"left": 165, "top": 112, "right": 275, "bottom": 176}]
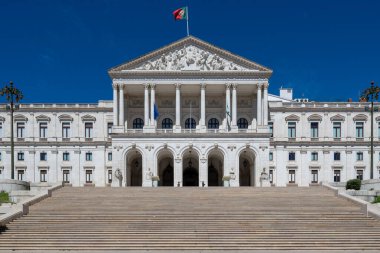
[{"left": 173, "top": 7, "right": 188, "bottom": 20}]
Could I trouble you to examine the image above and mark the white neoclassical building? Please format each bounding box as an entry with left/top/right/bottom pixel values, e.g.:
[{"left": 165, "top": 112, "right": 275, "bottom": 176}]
[{"left": 0, "top": 36, "right": 378, "bottom": 187}]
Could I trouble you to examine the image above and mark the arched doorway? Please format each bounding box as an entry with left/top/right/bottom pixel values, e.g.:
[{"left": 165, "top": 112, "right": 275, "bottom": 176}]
[
  {"left": 157, "top": 149, "right": 174, "bottom": 186},
  {"left": 182, "top": 149, "right": 199, "bottom": 186},
  {"left": 208, "top": 149, "right": 224, "bottom": 186},
  {"left": 126, "top": 150, "right": 143, "bottom": 186},
  {"left": 239, "top": 149, "right": 255, "bottom": 186}
]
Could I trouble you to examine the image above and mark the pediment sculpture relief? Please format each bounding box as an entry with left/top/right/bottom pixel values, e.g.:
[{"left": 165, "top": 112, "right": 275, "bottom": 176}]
[{"left": 136, "top": 45, "right": 249, "bottom": 71}]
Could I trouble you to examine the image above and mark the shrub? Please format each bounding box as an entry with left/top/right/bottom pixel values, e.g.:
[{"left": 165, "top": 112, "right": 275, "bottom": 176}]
[
  {"left": 373, "top": 196, "right": 380, "bottom": 204},
  {"left": 0, "top": 191, "right": 10, "bottom": 203},
  {"left": 346, "top": 179, "right": 361, "bottom": 190}
]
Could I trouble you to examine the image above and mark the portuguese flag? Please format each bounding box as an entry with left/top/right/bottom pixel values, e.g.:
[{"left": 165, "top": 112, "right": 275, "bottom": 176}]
[{"left": 173, "top": 7, "right": 187, "bottom": 20}]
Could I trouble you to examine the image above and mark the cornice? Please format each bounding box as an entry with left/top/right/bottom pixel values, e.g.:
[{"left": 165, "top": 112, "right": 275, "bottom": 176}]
[
  {"left": 270, "top": 140, "right": 379, "bottom": 147},
  {"left": 0, "top": 141, "right": 112, "bottom": 147},
  {"left": 112, "top": 132, "right": 272, "bottom": 139},
  {"left": 109, "top": 70, "right": 272, "bottom": 79}
]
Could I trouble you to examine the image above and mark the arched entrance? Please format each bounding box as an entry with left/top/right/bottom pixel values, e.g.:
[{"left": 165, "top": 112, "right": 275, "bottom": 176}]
[
  {"left": 157, "top": 149, "right": 174, "bottom": 186},
  {"left": 126, "top": 150, "right": 143, "bottom": 186},
  {"left": 182, "top": 149, "right": 199, "bottom": 186},
  {"left": 208, "top": 149, "right": 224, "bottom": 186},
  {"left": 239, "top": 149, "right": 255, "bottom": 186}
]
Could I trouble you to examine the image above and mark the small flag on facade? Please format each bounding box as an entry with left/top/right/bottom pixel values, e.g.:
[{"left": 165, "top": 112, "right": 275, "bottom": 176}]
[
  {"left": 154, "top": 103, "right": 159, "bottom": 120},
  {"left": 173, "top": 7, "right": 188, "bottom": 20}
]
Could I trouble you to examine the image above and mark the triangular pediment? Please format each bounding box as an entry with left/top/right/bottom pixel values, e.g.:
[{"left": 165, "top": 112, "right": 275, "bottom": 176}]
[{"left": 109, "top": 36, "right": 272, "bottom": 76}]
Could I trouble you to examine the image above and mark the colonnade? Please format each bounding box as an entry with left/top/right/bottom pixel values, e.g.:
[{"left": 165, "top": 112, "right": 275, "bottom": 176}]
[{"left": 112, "top": 82, "right": 269, "bottom": 130}]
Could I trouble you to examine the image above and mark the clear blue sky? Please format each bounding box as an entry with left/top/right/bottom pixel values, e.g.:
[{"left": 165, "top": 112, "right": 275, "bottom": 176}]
[{"left": 1, "top": 0, "right": 379, "bottom": 103}]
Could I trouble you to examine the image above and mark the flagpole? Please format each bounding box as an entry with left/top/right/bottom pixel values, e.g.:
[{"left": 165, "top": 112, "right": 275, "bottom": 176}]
[{"left": 186, "top": 6, "right": 189, "bottom": 36}]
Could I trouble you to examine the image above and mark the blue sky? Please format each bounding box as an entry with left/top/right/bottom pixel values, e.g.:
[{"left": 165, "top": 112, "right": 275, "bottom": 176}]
[{"left": 0, "top": 0, "right": 379, "bottom": 103}]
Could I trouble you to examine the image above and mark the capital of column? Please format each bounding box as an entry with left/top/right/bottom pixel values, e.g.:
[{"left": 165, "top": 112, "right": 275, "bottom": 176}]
[
  {"left": 200, "top": 83, "right": 207, "bottom": 89},
  {"left": 150, "top": 83, "right": 156, "bottom": 90},
  {"left": 143, "top": 83, "right": 150, "bottom": 89},
  {"left": 119, "top": 84, "right": 125, "bottom": 90},
  {"left": 263, "top": 83, "right": 269, "bottom": 89},
  {"left": 112, "top": 83, "right": 120, "bottom": 89},
  {"left": 175, "top": 83, "right": 181, "bottom": 89},
  {"left": 256, "top": 83, "right": 263, "bottom": 89},
  {"left": 232, "top": 83, "right": 238, "bottom": 89},
  {"left": 225, "top": 83, "right": 232, "bottom": 89}
]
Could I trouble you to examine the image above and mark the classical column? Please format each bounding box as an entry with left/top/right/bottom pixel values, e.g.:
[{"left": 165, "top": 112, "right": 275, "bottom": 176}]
[
  {"left": 112, "top": 83, "right": 119, "bottom": 126},
  {"left": 119, "top": 84, "right": 125, "bottom": 127},
  {"left": 263, "top": 83, "right": 268, "bottom": 125},
  {"left": 232, "top": 83, "right": 238, "bottom": 126},
  {"left": 150, "top": 84, "right": 156, "bottom": 126},
  {"left": 200, "top": 84, "right": 206, "bottom": 127},
  {"left": 225, "top": 83, "right": 231, "bottom": 129},
  {"left": 144, "top": 84, "right": 150, "bottom": 126},
  {"left": 175, "top": 83, "right": 181, "bottom": 127},
  {"left": 257, "top": 84, "right": 262, "bottom": 126}
]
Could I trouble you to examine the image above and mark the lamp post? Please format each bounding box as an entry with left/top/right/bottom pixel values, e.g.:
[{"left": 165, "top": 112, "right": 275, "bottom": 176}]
[
  {"left": 362, "top": 81, "right": 379, "bottom": 179},
  {"left": 0, "top": 81, "right": 23, "bottom": 180}
]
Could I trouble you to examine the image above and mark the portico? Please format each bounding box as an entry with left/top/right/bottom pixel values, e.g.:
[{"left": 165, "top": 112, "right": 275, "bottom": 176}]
[{"left": 109, "top": 36, "right": 272, "bottom": 187}]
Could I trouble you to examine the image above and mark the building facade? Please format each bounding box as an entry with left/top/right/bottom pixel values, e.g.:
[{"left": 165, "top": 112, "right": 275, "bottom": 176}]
[{"left": 0, "top": 36, "right": 378, "bottom": 187}]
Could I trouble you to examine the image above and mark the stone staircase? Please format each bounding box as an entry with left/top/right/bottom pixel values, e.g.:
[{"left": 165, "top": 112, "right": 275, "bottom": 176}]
[{"left": 1, "top": 186, "right": 380, "bottom": 251}]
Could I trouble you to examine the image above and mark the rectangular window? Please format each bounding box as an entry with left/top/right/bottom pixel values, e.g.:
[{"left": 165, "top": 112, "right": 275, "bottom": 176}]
[
  {"left": 85, "top": 152, "right": 92, "bottom": 161},
  {"left": 310, "top": 122, "right": 319, "bottom": 138},
  {"left": 288, "top": 170, "right": 296, "bottom": 183},
  {"left": 85, "top": 123, "right": 93, "bottom": 138},
  {"left": 40, "top": 152, "right": 47, "bottom": 161},
  {"left": 356, "top": 152, "right": 363, "bottom": 161},
  {"left": 311, "top": 152, "right": 318, "bottom": 161},
  {"left": 39, "top": 122, "right": 48, "bottom": 138},
  {"left": 356, "top": 170, "right": 363, "bottom": 180},
  {"left": 17, "top": 170, "right": 24, "bottom": 181},
  {"left": 0, "top": 152, "right": 2, "bottom": 161},
  {"left": 334, "top": 170, "right": 341, "bottom": 182},
  {"left": 63, "top": 152, "right": 70, "bottom": 161},
  {"left": 107, "top": 170, "right": 112, "bottom": 184},
  {"left": 333, "top": 122, "right": 341, "bottom": 139},
  {"left": 334, "top": 152, "right": 341, "bottom": 161},
  {"left": 288, "top": 122, "right": 296, "bottom": 138},
  {"left": 311, "top": 170, "right": 318, "bottom": 183},
  {"left": 17, "top": 152, "right": 24, "bottom": 161},
  {"left": 0, "top": 122, "right": 2, "bottom": 138},
  {"left": 17, "top": 122, "right": 25, "bottom": 138},
  {"left": 63, "top": 170, "right": 70, "bottom": 183},
  {"left": 288, "top": 152, "right": 295, "bottom": 161},
  {"left": 40, "top": 170, "right": 47, "bottom": 182},
  {"left": 108, "top": 152, "right": 112, "bottom": 161},
  {"left": 62, "top": 122, "right": 70, "bottom": 138},
  {"left": 85, "top": 170, "right": 93, "bottom": 183},
  {"left": 269, "top": 152, "right": 273, "bottom": 161},
  {"left": 107, "top": 123, "right": 113, "bottom": 137},
  {"left": 268, "top": 122, "right": 273, "bottom": 138},
  {"left": 269, "top": 169, "right": 273, "bottom": 184},
  {"left": 356, "top": 122, "right": 364, "bottom": 138},
  {"left": 378, "top": 122, "right": 380, "bottom": 138}
]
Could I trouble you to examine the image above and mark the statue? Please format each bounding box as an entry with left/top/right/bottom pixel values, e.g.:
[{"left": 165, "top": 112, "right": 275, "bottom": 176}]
[
  {"left": 115, "top": 169, "right": 123, "bottom": 187},
  {"left": 260, "top": 168, "right": 271, "bottom": 187}
]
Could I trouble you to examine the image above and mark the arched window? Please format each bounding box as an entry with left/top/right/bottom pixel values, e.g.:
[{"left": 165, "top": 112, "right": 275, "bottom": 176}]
[
  {"left": 208, "top": 118, "right": 219, "bottom": 129},
  {"left": 237, "top": 118, "right": 248, "bottom": 129},
  {"left": 185, "top": 118, "right": 196, "bottom": 129},
  {"left": 161, "top": 118, "right": 173, "bottom": 129},
  {"left": 132, "top": 118, "right": 144, "bottom": 129}
]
